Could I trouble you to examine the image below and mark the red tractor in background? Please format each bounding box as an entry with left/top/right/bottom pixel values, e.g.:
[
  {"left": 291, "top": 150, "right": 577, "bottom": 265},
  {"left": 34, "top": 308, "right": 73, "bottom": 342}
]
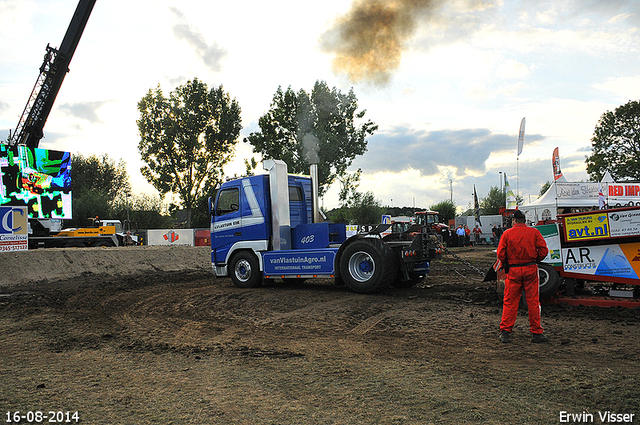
[{"left": 415, "top": 210, "right": 450, "bottom": 244}]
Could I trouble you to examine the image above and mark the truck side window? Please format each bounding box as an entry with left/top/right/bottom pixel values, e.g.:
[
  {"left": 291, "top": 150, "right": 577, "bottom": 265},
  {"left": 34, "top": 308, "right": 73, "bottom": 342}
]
[
  {"left": 216, "top": 188, "right": 239, "bottom": 216},
  {"left": 289, "top": 186, "right": 303, "bottom": 202}
]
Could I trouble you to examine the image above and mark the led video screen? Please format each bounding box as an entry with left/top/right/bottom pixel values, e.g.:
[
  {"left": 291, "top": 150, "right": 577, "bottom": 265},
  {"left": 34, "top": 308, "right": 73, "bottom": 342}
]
[{"left": 0, "top": 143, "right": 72, "bottom": 219}]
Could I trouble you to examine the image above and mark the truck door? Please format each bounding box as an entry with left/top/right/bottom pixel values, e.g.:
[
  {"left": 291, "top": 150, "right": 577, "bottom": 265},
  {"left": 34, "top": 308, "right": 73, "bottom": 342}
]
[
  {"left": 288, "top": 177, "right": 313, "bottom": 228},
  {"left": 212, "top": 183, "right": 242, "bottom": 264},
  {"left": 289, "top": 184, "right": 307, "bottom": 228},
  {"left": 212, "top": 178, "right": 268, "bottom": 265}
]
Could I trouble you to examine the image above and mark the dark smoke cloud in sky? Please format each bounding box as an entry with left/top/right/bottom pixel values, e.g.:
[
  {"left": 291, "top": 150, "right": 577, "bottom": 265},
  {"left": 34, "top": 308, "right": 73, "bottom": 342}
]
[
  {"left": 321, "top": 0, "right": 442, "bottom": 85},
  {"left": 320, "top": 0, "right": 638, "bottom": 86}
]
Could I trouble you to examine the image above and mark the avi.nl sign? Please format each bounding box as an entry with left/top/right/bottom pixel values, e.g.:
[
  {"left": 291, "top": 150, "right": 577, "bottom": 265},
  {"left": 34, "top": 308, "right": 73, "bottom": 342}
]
[
  {"left": 564, "top": 210, "right": 640, "bottom": 242},
  {"left": 563, "top": 212, "right": 609, "bottom": 242},
  {"left": 0, "top": 206, "right": 28, "bottom": 252}
]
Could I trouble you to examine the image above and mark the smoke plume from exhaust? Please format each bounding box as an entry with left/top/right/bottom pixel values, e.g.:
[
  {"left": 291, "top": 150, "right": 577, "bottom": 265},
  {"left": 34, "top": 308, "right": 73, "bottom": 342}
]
[
  {"left": 321, "top": 0, "right": 441, "bottom": 85},
  {"left": 302, "top": 133, "right": 320, "bottom": 164}
]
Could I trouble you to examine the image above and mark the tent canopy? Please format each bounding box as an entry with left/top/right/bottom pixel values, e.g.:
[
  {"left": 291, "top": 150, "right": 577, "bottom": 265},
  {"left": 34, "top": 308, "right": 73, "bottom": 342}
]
[{"left": 520, "top": 179, "right": 640, "bottom": 222}]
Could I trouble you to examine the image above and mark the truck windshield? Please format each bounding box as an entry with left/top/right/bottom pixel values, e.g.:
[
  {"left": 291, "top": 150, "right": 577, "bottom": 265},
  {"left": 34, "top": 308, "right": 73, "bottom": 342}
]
[{"left": 216, "top": 188, "right": 239, "bottom": 216}]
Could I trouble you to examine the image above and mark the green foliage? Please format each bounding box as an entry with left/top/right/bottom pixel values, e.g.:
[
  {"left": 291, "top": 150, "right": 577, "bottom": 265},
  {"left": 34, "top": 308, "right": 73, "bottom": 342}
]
[
  {"left": 71, "top": 153, "right": 131, "bottom": 227},
  {"left": 384, "top": 207, "right": 421, "bottom": 217},
  {"left": 137, "top": 79, "right": 242, "bottom": 224},
  {"left": 328, "top": 192, "right": 383, "bottom": 224},
  {"left": 329, "top": 169, "right": 382, "bottom": 224},
  {"left": 190, "top": 187, "right": 218, "bottom": 228},
  {"left": 72, "top": 190, "right": 113, "bottom": 228},
  {"left": 71, "top": 153, "right": 176, "bottom": 229},
  {"left": 110, "top": 194, "right": 173, "bottom": 230},
  {"left": 245, "top": 80, "right": 377, "bottom": 195},
  {"left": 480, "top": 186, "right": 504, "bottom": 215},
  {"left": 338, "top": 168, "right": 362, "bottom": 204},
  {"left": 586, "top": 99, "right": 640, "bottom": 181},
  {"left": 72, "top": 153, "right": 130, "bottom": 199},
  {"left": 479, "top": 186, "right": 525, "bottom": 215},
  {"left": 429, "top": 200, "right": 456, "bottom": 223},
  {"left": 540, "top": 181, "right": 551, "bottom": 197},
  {"left": 350, "top": 192, "right": 384, "bottom": 224}
]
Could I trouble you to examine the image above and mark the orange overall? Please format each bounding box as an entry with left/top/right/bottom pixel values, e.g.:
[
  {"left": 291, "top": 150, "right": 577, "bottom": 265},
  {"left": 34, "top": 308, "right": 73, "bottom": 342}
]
[{"left": 497, "top": 223, "right": 549, "bottom": 334}]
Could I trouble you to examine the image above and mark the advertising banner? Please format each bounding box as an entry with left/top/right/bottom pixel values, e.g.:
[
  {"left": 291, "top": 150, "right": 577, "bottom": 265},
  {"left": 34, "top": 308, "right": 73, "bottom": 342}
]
[
  {"left": 553, "top": 182, "right": 640, "bottom": 207},
  {"left": 262, "top": 249, "right": 336, "bottom": 275},
  {"left": 562, "top": 243, "right": 640, "bottom": 280},
  {"left": 555, "top": 182, "right": 601, "bottom": 201},
  {"left": 563, "top": 211, "right": 610, "bottom": 242},
  {"left": 608, "top": 209, "right": 640, "bottom": 237},
  {"left": 147, "top": 229, "right": 195, "bottom": 246},
  {"left": 0, "top": 206, "right": 28, "bottom": 252},
  {"left": 535, "top": 224, "right": 562, "bottom": 267},
  {"left": 0, "top": 143, "right": 72, "bottom": 219}
]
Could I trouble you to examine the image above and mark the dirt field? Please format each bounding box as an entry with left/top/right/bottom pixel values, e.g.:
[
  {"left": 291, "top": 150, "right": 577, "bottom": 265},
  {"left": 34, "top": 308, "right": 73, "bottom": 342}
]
[{"left": 1, "top": 246, "right": 638, "bottom": 424}]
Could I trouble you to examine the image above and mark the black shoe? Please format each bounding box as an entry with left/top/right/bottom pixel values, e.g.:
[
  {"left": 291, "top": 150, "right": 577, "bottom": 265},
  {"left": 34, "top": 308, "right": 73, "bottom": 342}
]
[
  {"left": 531, "top": 333, "right": 549, "bottom": 343},
  {"left": 499, "top": 330, "right": 511, "bottom": 343}
]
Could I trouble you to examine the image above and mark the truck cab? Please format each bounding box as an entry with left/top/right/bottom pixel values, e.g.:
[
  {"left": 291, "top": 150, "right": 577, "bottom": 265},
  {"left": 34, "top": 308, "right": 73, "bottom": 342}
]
[
  {"left": 210, "top": 171, "right": 313, "bottom": 276},
  {"left": 209, "top": 160, "right": 440, "bottom": 293}
]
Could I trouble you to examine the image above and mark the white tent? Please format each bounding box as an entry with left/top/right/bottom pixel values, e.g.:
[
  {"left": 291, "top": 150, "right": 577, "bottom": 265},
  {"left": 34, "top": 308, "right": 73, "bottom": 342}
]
[
  {"left": 521, "top": 179, "right": 640, "bottom": 223},
  {"left": 520, "top": 181, "right": 596, "bottom": 223}
]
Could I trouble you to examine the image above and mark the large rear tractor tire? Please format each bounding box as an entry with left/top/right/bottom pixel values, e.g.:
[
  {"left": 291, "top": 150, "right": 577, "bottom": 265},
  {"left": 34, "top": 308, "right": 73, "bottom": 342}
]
[
  {"left": 339, "top": 239, "right": 396, "bottom": 294},
  {"left": 229, "top": 251, "right": 262, "bottom": 289},
  {"left": 538, "top": 263, "right": 561, "bottom": 299}
]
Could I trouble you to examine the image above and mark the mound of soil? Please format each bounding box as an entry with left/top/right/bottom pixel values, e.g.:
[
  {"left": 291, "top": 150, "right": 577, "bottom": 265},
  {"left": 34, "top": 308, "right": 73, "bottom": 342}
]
[{"left": 0, "top": 246, "right": 211, "bottom": 287}]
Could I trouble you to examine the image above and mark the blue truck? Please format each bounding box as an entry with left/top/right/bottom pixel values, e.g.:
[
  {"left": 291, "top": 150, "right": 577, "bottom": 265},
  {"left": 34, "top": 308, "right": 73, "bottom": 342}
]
[{"left": 208, "top": 160, "right": 442, "bottom": 293}]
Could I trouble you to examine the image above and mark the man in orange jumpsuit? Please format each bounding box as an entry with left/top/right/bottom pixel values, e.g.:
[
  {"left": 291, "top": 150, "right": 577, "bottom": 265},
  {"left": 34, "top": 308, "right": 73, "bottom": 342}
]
[{"left": 497, "top": 210, "right": 549, "bottom": 343}]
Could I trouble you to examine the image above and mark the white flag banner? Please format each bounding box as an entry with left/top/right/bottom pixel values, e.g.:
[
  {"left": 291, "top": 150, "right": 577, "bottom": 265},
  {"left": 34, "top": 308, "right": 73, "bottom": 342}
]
[{"left": 517, "top": 117, "right": 525, "bottom": 156}]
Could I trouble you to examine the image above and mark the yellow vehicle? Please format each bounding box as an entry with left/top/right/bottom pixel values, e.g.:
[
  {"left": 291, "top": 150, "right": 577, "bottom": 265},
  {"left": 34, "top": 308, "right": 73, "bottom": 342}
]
[{"left": 30, "top": 218, "right": 139, "bottom": 248}]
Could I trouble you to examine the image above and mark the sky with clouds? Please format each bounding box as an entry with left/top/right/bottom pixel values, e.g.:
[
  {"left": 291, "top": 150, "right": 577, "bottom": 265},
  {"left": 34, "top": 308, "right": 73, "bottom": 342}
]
[{"left": 1, "top": 0, "right": 639, "bottom": 211}]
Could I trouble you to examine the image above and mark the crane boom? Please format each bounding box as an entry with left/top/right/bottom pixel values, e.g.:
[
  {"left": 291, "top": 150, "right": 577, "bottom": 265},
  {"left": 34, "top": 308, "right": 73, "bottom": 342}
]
[{"left": 8, "top": 0, "right": 96, "bottom": 148}]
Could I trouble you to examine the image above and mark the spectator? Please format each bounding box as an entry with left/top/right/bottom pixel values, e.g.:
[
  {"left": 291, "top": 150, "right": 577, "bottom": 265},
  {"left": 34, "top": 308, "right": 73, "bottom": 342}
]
[
  {"left": 492, "top": 225, "right": 498, "bottom": 247},
  {"left": 456, "top": 225, "right": 465, "bottom": 247},
  {"left": 473, "top": 225, "right": 482, "bottom": 245}
]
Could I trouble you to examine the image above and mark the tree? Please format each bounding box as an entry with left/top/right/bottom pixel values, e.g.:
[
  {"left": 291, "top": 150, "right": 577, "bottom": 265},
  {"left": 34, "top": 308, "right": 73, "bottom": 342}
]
[
  {"left": 72, "top": 153, "right": 130, "bottom": 199},
  {"left": 430, "top": 200, "right": 456, "bottom": 224},
  {"left": 350, "top": 192, "right": 384, "bottom": 224},
  {"left": 245, "top": 80, "right": 377, "bottom": 195},
  {"left": 328, "top": 169, "right": 383, "bottom": 224},
  {"left": 479, "top": 186, "right": 503, "bottom": 215},
  {"left": 328, "top": 192, "right": 383, "bottom": 224},
  {"left": 111, "top": 193, "right": 173, "bottom": 230},
  {"left": 539, "top": 181, "right": 551, "bottom": 197},
  {"left": 586, "top": 99, "right": 640, "bottom": 181},
  {"left": 71, "top": 153, "right": 131, "bottom": 227},
  {"left": 480, "top": 186, "right": 524, "bottom": 215},
  {"left": 137, "top": 79, "right": 242, "bottom": 227}
]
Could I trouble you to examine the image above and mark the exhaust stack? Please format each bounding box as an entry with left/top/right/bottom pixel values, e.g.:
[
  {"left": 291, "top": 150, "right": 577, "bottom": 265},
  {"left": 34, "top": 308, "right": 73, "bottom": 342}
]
[
  {"left": 310, "top": 164, "right": 320, "bottom": 223},
  {"left": 263, "top": 159, "right": 291, "bottom": 250}
]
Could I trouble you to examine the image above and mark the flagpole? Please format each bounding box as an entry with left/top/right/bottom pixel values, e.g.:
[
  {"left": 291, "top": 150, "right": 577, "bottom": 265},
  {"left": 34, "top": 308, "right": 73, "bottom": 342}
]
[{"left": 516, "top": 117, "right": 526, "bottom": 204}]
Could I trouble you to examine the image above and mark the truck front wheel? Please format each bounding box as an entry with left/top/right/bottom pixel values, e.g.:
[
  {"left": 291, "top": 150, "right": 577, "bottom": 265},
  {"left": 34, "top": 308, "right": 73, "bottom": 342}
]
[
  {"left": 340, "top": 239, "right": 395, "bottom": 293},
  {"left": 229, "top": 251, "right": 262, "bottom": 288}
]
